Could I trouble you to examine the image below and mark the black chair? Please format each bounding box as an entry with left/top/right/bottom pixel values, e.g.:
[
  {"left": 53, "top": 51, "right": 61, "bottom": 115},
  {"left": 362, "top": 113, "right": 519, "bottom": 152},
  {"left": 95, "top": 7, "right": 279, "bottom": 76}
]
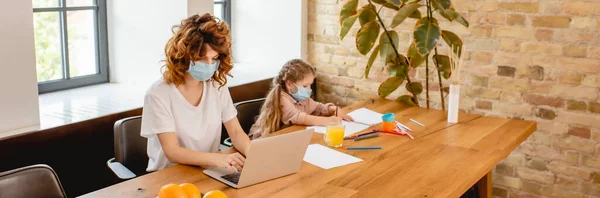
[
  {"left": 0, "top": 164, "right": 67, "bottom": 198},
  {"left": 222, "top": 98, "right": 266, "bottom": 146},
  {"left": 106, "top": 116, "right": 148, "bottom": 179}
]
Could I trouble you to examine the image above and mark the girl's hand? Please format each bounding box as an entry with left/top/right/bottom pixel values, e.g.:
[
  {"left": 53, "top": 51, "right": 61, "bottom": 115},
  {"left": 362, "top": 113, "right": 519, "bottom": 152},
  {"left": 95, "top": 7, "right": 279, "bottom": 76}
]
[
  {"left": 327, "top": 116, "right": 343, "bottom": 124},
  {"left": 339, "top": 114, "right": 354, "bottom": 122},
  {"left": 215, "top": 152, "right": 245, "bottom": 173}
]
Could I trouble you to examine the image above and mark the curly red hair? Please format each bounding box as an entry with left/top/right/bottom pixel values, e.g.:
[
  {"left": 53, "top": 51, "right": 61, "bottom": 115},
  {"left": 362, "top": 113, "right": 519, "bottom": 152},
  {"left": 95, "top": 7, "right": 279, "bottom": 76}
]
[{"left": 163, "top": 13, "right": 233, "bottom": 87}]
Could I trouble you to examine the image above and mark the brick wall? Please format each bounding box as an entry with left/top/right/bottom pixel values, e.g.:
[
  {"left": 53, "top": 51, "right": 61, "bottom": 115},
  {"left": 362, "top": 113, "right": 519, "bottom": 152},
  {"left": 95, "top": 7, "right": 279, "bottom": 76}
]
[{"left": 307, "top": 0, "right": 600, "bottom": 197}]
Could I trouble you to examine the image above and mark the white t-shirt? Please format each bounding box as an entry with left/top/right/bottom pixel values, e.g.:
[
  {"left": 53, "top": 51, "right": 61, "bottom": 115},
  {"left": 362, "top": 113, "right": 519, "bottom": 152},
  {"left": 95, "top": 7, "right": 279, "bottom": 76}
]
[{"left": 141, "top": 79, "right": 237, "bottom": 172}]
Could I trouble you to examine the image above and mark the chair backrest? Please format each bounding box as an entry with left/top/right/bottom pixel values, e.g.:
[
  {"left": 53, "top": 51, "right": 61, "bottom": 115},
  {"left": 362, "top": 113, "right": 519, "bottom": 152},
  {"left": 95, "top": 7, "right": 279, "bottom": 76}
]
[
  {"left": 113, "top": 116, "right": 148, "bottom": 175},
  {"left": 0, "top": 164, "right": 67, "bottom": 198},
  {"left": 221, "top": 98, "right": 266, "bottom": 143}
]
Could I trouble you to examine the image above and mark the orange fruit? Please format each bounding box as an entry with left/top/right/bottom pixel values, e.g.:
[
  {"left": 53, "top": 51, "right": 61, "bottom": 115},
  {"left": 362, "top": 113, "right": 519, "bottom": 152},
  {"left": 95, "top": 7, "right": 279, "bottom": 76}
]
[
  {"left": 180, "top": 183, "right": 202, "bottom": 198},
  {"left": 158, "top": 183, "right": 188, "bottom": 198},
  {"left": 203, "top": 190, "right": 227, "bottom": 198}
]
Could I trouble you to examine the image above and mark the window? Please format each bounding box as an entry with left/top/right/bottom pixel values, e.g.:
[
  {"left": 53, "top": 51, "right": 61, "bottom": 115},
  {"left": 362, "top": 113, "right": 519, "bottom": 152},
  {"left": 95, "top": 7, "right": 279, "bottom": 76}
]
[
  {"left": 214, "top": 0, "right": 231, "bottom": 25},
  {"left": 32, "top": 0, "right": 109, "bottom": 93}
]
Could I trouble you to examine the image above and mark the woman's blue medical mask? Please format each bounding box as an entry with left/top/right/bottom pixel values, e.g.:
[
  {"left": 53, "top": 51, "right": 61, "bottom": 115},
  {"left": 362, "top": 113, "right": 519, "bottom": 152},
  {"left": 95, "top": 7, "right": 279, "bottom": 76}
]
[
  {"left": 291, "top": 83, "right": 312, "bottom": 101},
  {"left": 188, "top": 59, "right": 220, "bottom": 81}
]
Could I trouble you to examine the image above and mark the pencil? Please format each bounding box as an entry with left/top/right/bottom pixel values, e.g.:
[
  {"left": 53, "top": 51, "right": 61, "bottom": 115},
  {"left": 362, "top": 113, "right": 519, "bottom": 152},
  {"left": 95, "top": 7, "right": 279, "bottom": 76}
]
[
  {"left": 409, "top": 118, "right": 425, "bottom": 127},
  {"left": 346, "top": 146, "right": 382, "bottom": 150},
  {"left": 354, "top": 134, "right": 380, "bottom": 141}
]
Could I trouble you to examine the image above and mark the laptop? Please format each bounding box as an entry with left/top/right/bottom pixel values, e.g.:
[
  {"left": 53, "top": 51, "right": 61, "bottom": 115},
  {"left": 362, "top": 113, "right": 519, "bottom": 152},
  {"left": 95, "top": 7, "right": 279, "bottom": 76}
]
[{"left": 203, "top": 128, "right": 314, "bottom": 188}]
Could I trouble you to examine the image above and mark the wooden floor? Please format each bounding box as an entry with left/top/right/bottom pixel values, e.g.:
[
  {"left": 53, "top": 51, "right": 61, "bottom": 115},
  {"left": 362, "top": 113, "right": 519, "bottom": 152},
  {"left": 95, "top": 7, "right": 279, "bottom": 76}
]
[{"left": 81, "top": 98, "right": 536, "bottom": 198}]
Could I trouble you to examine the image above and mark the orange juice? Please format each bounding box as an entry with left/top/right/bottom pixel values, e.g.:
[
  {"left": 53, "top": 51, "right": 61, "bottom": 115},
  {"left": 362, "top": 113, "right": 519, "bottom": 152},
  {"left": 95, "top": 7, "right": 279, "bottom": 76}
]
[{"left": 325, "top": 125, "right": 345, "bottom": 147}]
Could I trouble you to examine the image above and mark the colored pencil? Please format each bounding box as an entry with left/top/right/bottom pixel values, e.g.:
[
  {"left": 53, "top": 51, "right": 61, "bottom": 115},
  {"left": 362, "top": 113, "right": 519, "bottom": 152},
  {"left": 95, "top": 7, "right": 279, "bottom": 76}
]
[
  {"left": 346, "top": 146, "right": 382, "bottom": 150},
  {"left": 409, "top": 118, "right": 425, "bottom": 127},
  {"left": 354, "top": 134, "right": 380, "bottom": 141},
  {"left": 395, "top": 121, "right": 413, "bottom": 131}
]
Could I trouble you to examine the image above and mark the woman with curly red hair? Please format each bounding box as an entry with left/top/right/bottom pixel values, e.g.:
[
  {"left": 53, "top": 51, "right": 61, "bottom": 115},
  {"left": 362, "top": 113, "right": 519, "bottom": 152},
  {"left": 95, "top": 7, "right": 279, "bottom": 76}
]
[{"left": 141, "top": 13, "right": 250, "bottom": 173}]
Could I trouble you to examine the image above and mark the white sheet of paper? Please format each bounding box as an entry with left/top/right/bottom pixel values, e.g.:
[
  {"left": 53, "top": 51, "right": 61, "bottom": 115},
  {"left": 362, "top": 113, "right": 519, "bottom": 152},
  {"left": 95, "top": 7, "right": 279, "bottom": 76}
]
[
  {"left": 347, "top": 108, "right": 383, "bottom": 125},
  {"left": 307, "top": 121, "right": 370, "bottom": 137},
  {"left": 303, "top": 144, "right": 363, "bottom": 169}
]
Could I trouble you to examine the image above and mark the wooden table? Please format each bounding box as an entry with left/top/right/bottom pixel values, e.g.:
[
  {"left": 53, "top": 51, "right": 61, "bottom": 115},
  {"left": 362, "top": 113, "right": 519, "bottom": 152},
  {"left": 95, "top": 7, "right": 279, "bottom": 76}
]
[{"left": 80, "top": 98, "right": 536, "bottom": 198}]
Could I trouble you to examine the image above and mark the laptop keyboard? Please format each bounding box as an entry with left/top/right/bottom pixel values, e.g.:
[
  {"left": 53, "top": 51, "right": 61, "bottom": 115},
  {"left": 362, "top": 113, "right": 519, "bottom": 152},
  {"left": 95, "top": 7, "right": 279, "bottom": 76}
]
[{"left": 221, "top": 172, "right": 241, "bottom": 184}]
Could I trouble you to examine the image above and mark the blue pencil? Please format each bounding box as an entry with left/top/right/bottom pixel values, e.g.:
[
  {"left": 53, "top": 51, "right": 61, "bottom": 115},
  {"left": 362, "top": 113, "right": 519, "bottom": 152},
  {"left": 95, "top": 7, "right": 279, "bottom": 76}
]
[{"left": 346, "top": 146, "right": 382, "bottom": 150}]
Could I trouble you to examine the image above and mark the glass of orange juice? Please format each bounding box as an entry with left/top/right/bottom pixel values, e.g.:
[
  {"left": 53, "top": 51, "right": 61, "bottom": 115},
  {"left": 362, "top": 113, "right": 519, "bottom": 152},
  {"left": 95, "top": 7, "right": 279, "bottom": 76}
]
[{"left": 324, "top": 122, "right": 345, "bottom": 148}]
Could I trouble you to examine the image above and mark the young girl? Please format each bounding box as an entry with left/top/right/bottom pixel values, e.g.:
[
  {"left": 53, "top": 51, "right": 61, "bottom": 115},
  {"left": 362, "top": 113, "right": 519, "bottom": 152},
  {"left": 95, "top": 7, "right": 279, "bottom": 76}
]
[{"left": 249, "top": 59, "right": 353, "bottom": 139}]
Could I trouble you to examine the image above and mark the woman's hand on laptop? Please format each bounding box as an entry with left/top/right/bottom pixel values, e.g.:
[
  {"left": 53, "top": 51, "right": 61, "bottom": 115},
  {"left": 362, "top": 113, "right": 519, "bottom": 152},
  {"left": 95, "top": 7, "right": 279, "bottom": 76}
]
[{"left": 216, "top": 152, "right": 245, "bottom": 173}]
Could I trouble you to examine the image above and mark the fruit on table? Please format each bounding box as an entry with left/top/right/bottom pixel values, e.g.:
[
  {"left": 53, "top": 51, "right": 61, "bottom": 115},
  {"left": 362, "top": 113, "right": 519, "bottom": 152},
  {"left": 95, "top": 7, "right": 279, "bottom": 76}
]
[
  {"left": 180, "top": 183, "right": 202, "bottom": 198},
  {"left": 158, "top": 183, "right": 187, "bottom": 198},
  {"left": 203, "top": 190, "right": 227, "bottom": 198}
]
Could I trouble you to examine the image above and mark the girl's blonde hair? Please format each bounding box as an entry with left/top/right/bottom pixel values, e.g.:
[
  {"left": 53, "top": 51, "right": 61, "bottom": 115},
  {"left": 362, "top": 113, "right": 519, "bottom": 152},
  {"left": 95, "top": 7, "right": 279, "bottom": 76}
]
[{"left": 255, "top": 59, "right": 315, "bottom": 137}]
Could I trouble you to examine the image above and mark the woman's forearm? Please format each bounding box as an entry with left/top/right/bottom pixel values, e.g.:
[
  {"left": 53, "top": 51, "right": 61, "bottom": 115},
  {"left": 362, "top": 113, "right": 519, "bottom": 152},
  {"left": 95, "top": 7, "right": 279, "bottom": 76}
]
[{"left": 165, "top": 146, "right": 220, "bottom": 166}]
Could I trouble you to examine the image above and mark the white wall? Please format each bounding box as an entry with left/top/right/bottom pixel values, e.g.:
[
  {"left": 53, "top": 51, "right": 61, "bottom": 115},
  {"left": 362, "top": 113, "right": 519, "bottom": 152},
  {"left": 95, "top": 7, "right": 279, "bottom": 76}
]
[
  {"left": 0, "top": 0, "right": 41, "bottom": 132},
  {"left": 107, "top": 0, "right": 191, "bottom": 86},
  {"left": 231, "top": 0, "right": 307, "bottom": 67}
]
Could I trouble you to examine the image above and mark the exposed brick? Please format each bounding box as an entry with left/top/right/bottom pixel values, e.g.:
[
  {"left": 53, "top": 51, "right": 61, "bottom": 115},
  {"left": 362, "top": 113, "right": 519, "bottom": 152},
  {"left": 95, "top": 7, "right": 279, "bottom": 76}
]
[
  {"left": 521, "top": 181, "right": 543, "bottom": 195},
  {"left": 526, "top": 157, "right": 548, "bottom": 171},
  {"left": 495, "top": 102, "right": 533, "bottom": 117},
  {"left": 479, "top": 12, "right": 506, "bottom": 25},
  {"left": 472, "top": 26, "right": 493, "bottom": 38},
  {"left": 495, "top": 27, "right": 533, "bottom": 39},
  {"left": 559, "top": 72, "right": 582, "bottom": 85},
  {"left": 583, "top": 183, "right": 600, "bottom": 196},
  {"left": 523, "top": 94, "right": 564, "bottom": 108},
  {"left": 563, "top": 45, "right": 587, "bottom": 58},
  {"left": 535, "top": 108, "right": 557, "bottom": 120},
  {"left": 528, "top": 66, "right": 544, "bottom": 81},
  {"left": 500, "top": 39, "right": 521, "bottom": 52},
  {"left": 507, "top": 14, "right": 525, "bottom": 26},
  {"left": 557, "top": 111, "right": 600, "bottom": 129},
  {"left": 555, "top": 31, "right": 598, "bottom": 44},
  {"left": 589, "top": 102, "right": 600, "bottom": 114},
  {"left": 549, "top": 84, "right": 598, "bottom": 101},
  {"left": 465, "top": 86, "right": 501, "bottom": 100},
  {"left": 508, "top": 191, "right": 543, "bottom": 198},
  {"left": 501, "top": 91, "right": 522, "bottom": 103},
  {"left": 489, "top": 77, "right": 531, "bottom": 92},
  {"left": 493, "top": 175, "right": 523, "bottom": 189},
  {"left": 482, "top": 1, "right": 499, "bottom": 11},
  {"left": 555, "top": 175, "right": 582, "bottom": 191},
  {"left": 504, "top": 152, "right": 526, "bottom": 166},
  {"left": 532, "top": 16, "right": 571, "bottom": 28},
  {"left": 584, "top": 155, "right": 600, "bottom": 169},
  {"left": 569, "top": 126, "right": 591, "bottom": 139},
  {"left": 534, "top": 29, "right": 553, "bottom": 41},
  {"left": 473, "top": 51, "right": 493, "bottom": 64},
  {"left": 564, "top": 1, "right": 600, "bottom": 16},
  {"left": 540, "top": 1, "right": 562, "bottom": 14},
  {"left": 521, "top": 42, "right": 562, "bottom": 55},
  {"left": 590, "top": 47, "right": 600, "bottom": 59},
  {"left": 567, "top": 100, "right": 587, "bottom": 111},
  {"left": 552, "top": 135, "right": 596, "bottom": 153},
  {"left": 496, "top": 163, "right": 516, "bottom": 176},
  {"left": 583, "top": 75, "right": 600, "bottom": 88},
  {"left": 516, "top": 167, "right": 554, "bottom": 184},
  {"left": 475, "top": 100, "right": 492, "bottom": 110},
  {"left": 499, "top": 2, "right": 539, "bottom": 13},
  {"left": 493, "top": 187, "right": 508, "bottom": 198},
  {"left": 594, "top": 172, "right": 600, "bottom": 184},
  {"left": 497, "top": 66, "right": 516, "bottom": 77},
  {"left": 471, "top": 75, "right": 489, "bottom": 87},
  {"left": 571, "top": 17, "right": 597, "bottom": 29}
]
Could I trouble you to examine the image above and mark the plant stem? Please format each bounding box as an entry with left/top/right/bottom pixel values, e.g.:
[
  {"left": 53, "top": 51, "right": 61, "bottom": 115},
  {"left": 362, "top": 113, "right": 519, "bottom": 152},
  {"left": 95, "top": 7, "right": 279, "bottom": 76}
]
[
  {"left": 368, "top": 0, "right": 420, "bottom": 106},
  {"left": 434, "top": 47, "right": 446, "bottom": 111}
]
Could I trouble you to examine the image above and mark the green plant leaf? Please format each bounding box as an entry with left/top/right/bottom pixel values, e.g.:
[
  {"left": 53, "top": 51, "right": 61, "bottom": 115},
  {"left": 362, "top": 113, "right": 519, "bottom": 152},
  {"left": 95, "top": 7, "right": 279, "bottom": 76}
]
[
  {"left": 455, "top": 14, "right": 469, "bottom": 28},
  {"left": 437, "top": 8, "right": 458, "bottom": 21},
  {"left": 407, "top": 43, "right": 425, "bottom": 68},
  {"left": 371, "top": 0, "right": 400, "bottom": 10},
  {"left": 408, "top": 10, "right": 422, "bottom": 19},
  {"left": 396, "top": 95, "right": 417, "bottom": 106},
  {"left": 402, "top": 0, "right": 422, "bottom": 3},
  {"left": 433, "top": 0, "right": 452, "bottom": 9},
  {"left": 378, "top": 76, "right": 405, "bottom": 97},
  {"left": 391, "top": 3, "right": 420, "bottom": 28},
  {"left": 441, "top": 30, "right": 463, "bottom": 56},
  {"left": 359, "top": 4, "right": 377, "bottom": 26},
  {"left": 413, "top": 18, "right": 441, "bottom": 56},
  {"left": 406, "top": 82, "right": 424, "bottom": 95},
  {"left": 386, "top": 0, "right": 401, "bottom": 6},
  {"left": 433, "top": 54, "right": 452, "bottom": 79},
  {"left": 356, "top": 21, "right": 381, "bottom": 55},
  {"left": 387, "top": 54, "right": 408, "bottom": 77},
  {"left": 365, "top": 45, "right": 380, "bottom": 79},
  {"left": 340, "top": 15, "right": 359, "bottom": 40},
  {"left": 340, "top": 0, "right": 359, "bottom": 25},
  {"left": 379, "top": 31, "right": 399, "bottom": 64}
]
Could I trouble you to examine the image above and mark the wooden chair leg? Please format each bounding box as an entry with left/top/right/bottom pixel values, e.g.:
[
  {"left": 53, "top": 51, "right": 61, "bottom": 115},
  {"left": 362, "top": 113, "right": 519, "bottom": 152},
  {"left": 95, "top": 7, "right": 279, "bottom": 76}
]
[{"left": 476, "top": 171, "right": 492, "bottom": 198}]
